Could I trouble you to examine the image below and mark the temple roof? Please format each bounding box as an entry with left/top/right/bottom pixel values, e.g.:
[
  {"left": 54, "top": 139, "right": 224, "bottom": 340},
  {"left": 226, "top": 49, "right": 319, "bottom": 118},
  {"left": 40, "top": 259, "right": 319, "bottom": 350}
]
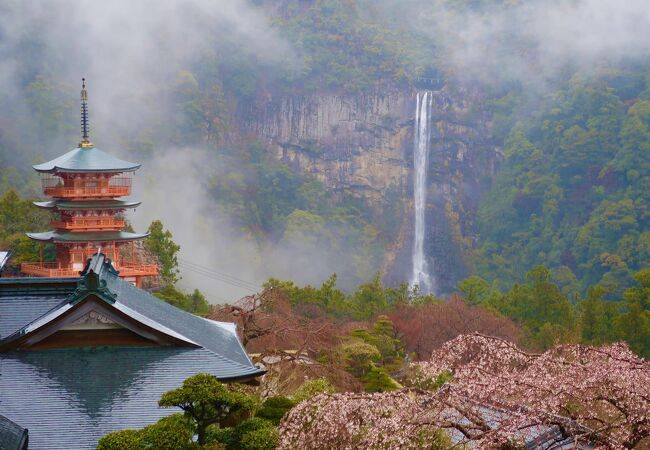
[
  {"left": 34, "top": 199, "right": 142, "bottom": 211},
  {"left": 26, "top": 230, "right": 148, "bottom": 243},
  {"left": 33, "top": 147, "right": 140, "bottom": 173},
  {"left": 0, "top": 415, "right": 28, "bottom": 450},
  {"left": 0, "top": 253, "right": 264, "bottom": 449},
  {"left": 0, "top": 253, "right": 263, "bottom": 376}
]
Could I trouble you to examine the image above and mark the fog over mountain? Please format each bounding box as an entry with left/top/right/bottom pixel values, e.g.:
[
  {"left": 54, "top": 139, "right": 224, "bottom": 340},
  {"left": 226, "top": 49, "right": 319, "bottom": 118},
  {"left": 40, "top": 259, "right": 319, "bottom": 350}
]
[{"left": 1, "top": 0, "right": 649, "bottom": 301}]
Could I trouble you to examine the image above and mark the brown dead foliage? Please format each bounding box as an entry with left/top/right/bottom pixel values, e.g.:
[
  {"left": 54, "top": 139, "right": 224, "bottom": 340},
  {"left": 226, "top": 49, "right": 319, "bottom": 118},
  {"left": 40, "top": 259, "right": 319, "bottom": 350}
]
[{"left": 388, "top": 294, "right": 522, "bottom": 359}]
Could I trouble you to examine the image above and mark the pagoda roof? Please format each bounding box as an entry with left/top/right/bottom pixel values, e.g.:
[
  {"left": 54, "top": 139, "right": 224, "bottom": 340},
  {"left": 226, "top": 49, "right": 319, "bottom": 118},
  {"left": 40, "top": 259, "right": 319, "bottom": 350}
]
[
  {"left": 34, "top": 199, "right": 141, "bottom": 211},
  {"left": 33, "top": 147, "right": 140, "bottom": 173},
  {"left": 0, "top": 253, "right": 264, "bottom": 448},
  {"left": 26, "top": 230, "right": 148, "bottom": 243}
]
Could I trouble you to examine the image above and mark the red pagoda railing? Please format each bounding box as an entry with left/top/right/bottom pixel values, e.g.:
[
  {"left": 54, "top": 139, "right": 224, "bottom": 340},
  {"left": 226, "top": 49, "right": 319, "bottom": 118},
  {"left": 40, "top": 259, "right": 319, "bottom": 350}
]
[
  {"left": 118, "top": 262, "right": 159, "bottom": 277},
  {"left": 50, "top": 217, "right": 126, "bottom": 230},
  {"left": 44, "top": 185, "right": 131, "bottom": 198},
  {"left": 21, "top": 262, "right": 79, "bottom": 278},
  {"left": 21, "top": 261, "right": 159, "bottom": 278}
]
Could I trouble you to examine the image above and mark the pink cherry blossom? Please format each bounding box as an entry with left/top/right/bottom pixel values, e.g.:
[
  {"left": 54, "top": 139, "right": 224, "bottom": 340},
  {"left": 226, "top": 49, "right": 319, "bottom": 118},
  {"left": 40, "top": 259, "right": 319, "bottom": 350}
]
[{"left": 279, "top": 333, "right": 650, "bottom": 449}]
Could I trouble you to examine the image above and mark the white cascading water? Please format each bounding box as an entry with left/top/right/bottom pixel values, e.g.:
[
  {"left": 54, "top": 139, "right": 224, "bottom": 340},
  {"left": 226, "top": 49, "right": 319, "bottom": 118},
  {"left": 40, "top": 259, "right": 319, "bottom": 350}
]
[{"left": 410, "top": 91, "right": 434, "bottom": 293}]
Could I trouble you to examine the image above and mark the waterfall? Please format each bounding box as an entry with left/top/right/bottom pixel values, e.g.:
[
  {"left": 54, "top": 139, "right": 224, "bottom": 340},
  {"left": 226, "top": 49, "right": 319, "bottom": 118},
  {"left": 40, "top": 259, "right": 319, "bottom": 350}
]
[{"left": 410, "top": 91, "right": 434, "bottom": 293}]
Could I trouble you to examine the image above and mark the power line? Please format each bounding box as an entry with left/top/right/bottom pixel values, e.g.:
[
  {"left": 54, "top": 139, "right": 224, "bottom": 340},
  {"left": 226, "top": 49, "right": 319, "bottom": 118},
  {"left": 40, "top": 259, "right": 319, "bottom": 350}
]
[
  {"left": 178, "top": 258, "right": 262, "bottom": 293},
  {"left": 180, "top": 265, "right": 259, "bottom": 292},
  {"left": 178, "top": 258, "right": 262, "bottom": 288},
  {"left": 179, "top": 261, "right": 261, "bottom": 291}
]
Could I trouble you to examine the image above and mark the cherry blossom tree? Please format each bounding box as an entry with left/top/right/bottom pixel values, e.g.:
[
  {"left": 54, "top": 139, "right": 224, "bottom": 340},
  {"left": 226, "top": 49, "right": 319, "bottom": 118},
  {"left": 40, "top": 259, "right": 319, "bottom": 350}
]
[{"left": 279, "top": 334, "right": 650, "bottom": 449}]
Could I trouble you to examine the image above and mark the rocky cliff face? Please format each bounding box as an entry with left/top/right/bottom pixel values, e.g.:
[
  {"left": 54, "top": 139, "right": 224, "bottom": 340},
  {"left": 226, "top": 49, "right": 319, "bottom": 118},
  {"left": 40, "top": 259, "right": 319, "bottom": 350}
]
[
  {"left": 232, "top": 91, "right": 413, "bottom": 203},
  {"left": 229, "top": 86, "right": 499, "bottom": 293}
]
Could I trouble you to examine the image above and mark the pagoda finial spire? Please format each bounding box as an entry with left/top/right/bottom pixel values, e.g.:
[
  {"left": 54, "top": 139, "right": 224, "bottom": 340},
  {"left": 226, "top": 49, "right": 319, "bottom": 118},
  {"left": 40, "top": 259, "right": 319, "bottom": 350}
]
[{"left": 79, "top": 78, "right": 93, "bottom": 149}]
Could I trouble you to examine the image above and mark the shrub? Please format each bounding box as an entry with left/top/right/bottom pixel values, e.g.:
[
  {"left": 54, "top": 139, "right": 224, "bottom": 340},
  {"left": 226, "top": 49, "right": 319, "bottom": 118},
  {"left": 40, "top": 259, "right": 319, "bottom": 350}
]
[
  {"left": 292, "top": 377, "right": 336, "bottom": 403},
  {"left": 96, "top": 429, "right": 143, "bottom": 450},
  {"left": 239, "top": 426, "right": 279, "bottom": 450},
  {"left": 362, "top": 366, "right": 401, "bottom": 393},
  {"left": 255, "top": 396, "right": 296, "bottom": 425}
]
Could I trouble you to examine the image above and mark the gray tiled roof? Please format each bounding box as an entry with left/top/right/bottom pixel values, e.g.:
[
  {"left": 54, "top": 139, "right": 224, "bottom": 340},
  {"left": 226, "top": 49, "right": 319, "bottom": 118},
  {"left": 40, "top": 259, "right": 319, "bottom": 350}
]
[
  {"left": 34, "top": 200, "right": 142, "bottom": 210},
  {"left": 0, "top": 415, "right": 28, "bottom": 450},
  {"left": 0, "top": 293, "right": 69, "bottom": 339},
  {"left": 0, "top": 254, "right": 265, "bottom": 449},
  {"left": 32, "top": 147, "right": 140, "bottom": 173},
  {"left": 0, "top": 347, "right": 246, "bottom": 450},
  {"left": 104, "top": 273, "right": 254, "bottom": 368},
  {"left": 26, "top": 230, "right": 149, "bottom": 243}
]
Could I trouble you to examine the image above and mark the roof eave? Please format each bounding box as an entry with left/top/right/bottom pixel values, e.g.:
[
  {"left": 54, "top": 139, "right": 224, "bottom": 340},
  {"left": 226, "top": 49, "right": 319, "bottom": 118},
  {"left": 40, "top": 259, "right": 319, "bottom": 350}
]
[
  {"left": 33, "top": 165, "right": 141, "bottom": 174},
  {"left": 217, "top": 367, "right": 267, "bottom": 382}
]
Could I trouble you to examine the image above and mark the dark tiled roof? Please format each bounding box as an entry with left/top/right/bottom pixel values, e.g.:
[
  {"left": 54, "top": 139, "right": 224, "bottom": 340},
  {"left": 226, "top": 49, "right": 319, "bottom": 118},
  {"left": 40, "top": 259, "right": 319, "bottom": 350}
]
[
  {"left": 0, "top": 254, "right": 265, "bottom": 449},
  {"left": 33, "top": 147, "right": 140, "bottom": 173},
  {"left": 26, "top": 230, "right": 149, "bottom": 243},
  {"left": 33, "top": 200, "right": 142, "bottom": 210},
  {"left": 0, "top": 293, "right": 69, "bottom": 339},
  {"left": 0, "top": 415, "right": 28, "bottom": 450},
  {"left": 103, "top": 273, "right": 254, "bottom": 368},
  {"left": 0, "top": 347, "right": 245, "bottom": 450}
]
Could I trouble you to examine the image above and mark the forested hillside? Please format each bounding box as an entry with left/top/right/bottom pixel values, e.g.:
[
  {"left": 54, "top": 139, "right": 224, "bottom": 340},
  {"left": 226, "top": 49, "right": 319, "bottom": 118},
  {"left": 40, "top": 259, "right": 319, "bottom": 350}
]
[
  {"left": 475, "top": 73, "right": 650, "bottom": 296},
  {"left": 0, "top": 0, "right": 649, "bottom": 300}
]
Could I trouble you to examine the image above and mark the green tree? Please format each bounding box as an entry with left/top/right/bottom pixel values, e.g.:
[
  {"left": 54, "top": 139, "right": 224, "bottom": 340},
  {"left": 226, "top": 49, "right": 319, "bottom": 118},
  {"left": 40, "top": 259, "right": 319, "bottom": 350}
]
[
  {"left": 145, "top": 220, "right": 181, "bottom": 286},
  {"left": 255, "top": 396, "right": 296, "bottom": 425},
  {"left": 456, "top": 275, "right": 494, "bottom": 305},
  {"left": 0, "top": 189, "right": 51, "bottom": 240},
  {"left": 362, "top": 366, "right": 401, "bottom": 393},
  {"left": 339, "top": 339, "right": 380, "bottom": 378},
  {"left": 96, "top": 414, "right": 194, "bottom": 450},
  {"left": 159, "top": 373, "right": 256, "bottom": 445},
  {"left": 351, "top": 316, "right": 405, "bottom": 371},
  {"left": 616, "top": 270, "right": 650, "bottom": 357},
  {"left": 579, "top": 285, "right": 620, "bottom": 345},
  {"left": 154, "top": 285, "right": 210, "bottom": 315},
  {"left": 209, "top": 417, "right": 278, "bottom": 450},
  {"left": 96, "top": 429, "right": 144, "bottom": 450},
  {"left": 291, "top": 378, "right": 335, "bottom": 404}
]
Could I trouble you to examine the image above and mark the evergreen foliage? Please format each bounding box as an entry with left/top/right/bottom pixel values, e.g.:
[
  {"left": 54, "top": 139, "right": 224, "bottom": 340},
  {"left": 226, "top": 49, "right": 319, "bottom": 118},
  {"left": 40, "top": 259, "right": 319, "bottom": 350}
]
[
  {"left": 154, "top": 285, "right": 210, "bottom": 316},
  {"left": 291, "top": 378, "right": 336, "bottom": 404},
  {"left": 145, "top": 220, "right": 181, "bottom": 286},
  {"left": 0, "top": 189, "right": 53, "bottom": 270},
  {"left": 158, "top": 373, "right": 257, "bottom": 445},
  {"left": 255, "top": 397, "right": 296, "bottom": 425},
  {"left": 476, "top": 74, "right": 650, "bottom": 296}
]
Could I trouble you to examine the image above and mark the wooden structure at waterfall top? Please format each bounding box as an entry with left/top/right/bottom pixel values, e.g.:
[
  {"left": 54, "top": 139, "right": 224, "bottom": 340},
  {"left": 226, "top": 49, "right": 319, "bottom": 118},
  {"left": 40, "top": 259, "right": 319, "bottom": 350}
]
[{"left": 20, "top": 79, "right": 158, "bottom": 287}]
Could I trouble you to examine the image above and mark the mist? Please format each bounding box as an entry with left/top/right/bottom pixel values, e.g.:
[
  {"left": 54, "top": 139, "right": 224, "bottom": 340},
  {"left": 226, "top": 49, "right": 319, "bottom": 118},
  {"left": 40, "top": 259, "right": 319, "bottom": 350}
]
[
  {"left": 132, "top": 147, "right": 374, "bottom": 302},
  {"left": 2, "top": 0, "right": 650, "bottom": 302},
  {"left": 417, "top": 0, "right": 650, "bottom": 86}
]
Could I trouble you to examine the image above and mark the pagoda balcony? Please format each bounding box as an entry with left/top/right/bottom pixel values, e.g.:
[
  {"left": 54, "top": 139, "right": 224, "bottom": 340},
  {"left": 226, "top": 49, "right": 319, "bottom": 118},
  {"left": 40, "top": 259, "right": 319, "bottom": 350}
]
[
  {"left": 21, "top": 262, "right": 80, "bottom": 278},
  {"left": 21, "top": 261, "right": 159, "bottom": 278},
  {"left": 117, "top": 262, "right": 159, "bottom": 277},
  {"left": 50, "top": 217, "right": 126, "bottom": 231},
  {"left": 43, "top": 185, "right": 131, "bottom": 199}
]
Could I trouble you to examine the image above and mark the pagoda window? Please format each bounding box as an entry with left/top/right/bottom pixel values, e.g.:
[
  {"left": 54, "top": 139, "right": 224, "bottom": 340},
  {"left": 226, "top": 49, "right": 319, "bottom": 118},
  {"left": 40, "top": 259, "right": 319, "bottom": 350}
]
[
  {"left": 39, "top": 173, "right": 63, "bottom": 189},
  {"left": 109, "top": 173, "right": 133, "bottom": 187},
  {"left": 72, "top": 252, "right": 84, "bottom": 270}
]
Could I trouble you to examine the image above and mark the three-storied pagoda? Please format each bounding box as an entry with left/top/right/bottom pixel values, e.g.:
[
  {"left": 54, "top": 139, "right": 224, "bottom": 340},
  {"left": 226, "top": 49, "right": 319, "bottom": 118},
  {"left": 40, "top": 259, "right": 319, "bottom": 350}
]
[{"left": 20, "top": 80, "right": 157, "bottom": 287}]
